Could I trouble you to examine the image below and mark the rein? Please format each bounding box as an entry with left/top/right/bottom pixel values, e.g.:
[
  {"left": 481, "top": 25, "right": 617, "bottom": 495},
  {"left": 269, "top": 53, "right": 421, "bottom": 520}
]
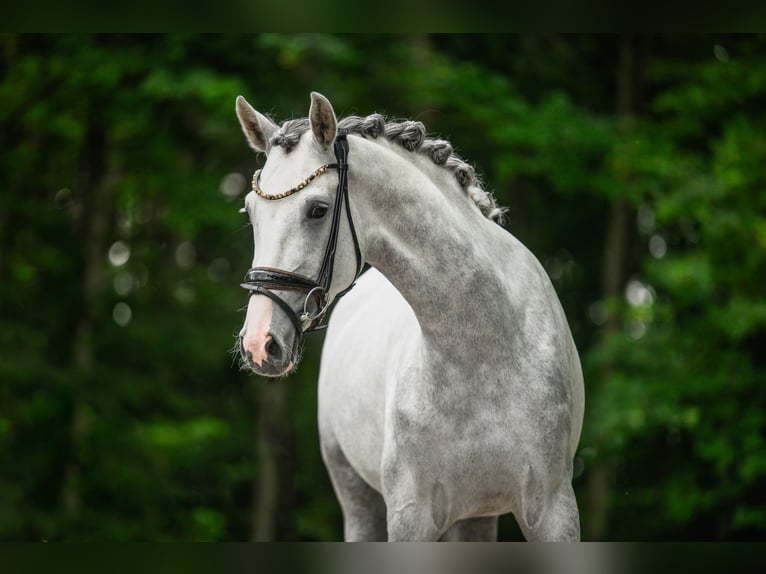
[{"left": 240, "top": 130, "right": 363, "bottom": 340}]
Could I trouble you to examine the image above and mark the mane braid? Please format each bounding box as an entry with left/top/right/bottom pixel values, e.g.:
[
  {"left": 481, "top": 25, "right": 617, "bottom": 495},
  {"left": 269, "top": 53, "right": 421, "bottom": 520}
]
[{"left": 269, "top": 114, "right": 507, "bottom": 225}]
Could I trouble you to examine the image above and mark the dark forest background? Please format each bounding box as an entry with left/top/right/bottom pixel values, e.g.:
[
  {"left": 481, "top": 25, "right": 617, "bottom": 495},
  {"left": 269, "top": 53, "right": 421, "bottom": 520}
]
[{"left": 1, "top": 34, "right": 765, "bottom": 541}]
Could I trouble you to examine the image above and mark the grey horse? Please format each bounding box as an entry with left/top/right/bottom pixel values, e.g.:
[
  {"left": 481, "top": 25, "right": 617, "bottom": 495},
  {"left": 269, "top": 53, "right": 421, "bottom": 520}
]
[{"left": 236, "top": 92, "right": 584, "bottom": 541}]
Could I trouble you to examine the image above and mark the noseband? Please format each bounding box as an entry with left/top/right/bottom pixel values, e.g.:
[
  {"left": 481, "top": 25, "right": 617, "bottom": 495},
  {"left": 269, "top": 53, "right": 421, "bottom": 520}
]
[{"left": 240, "top": 130, "right": 363, "bottom": 340}]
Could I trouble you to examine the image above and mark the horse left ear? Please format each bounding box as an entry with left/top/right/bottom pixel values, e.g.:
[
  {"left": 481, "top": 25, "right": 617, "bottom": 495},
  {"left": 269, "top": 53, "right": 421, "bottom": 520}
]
[{"left": 309, "top": 92, "right": 337, "bottom": 150}]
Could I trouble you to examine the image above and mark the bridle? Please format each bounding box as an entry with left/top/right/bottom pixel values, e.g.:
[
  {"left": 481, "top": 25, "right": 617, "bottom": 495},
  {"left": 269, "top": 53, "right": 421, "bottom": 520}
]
[
  {"left": 240, "top": 129, "right": 363, "bottom": 344},
  {"left": 241, "top": 130, "right": 362, "bottom": 338}
]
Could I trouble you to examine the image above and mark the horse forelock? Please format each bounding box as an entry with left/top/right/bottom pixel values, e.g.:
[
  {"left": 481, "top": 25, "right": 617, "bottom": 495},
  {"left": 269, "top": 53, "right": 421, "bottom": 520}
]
[
  {"left": 269, "top": 114, "right": 507, "bottom": 226},
  {"left": 269, "top": 118, "right": 310, "bottom": 152}
]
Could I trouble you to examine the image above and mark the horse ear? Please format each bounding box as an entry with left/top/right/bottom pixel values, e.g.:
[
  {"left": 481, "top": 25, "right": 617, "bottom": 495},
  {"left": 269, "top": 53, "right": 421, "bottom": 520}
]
[
  {"left": 309, "top": 92, "right": 337, "bottom": 150},
  {"left": 235, "top": 95, "right": 278, "bottom": 154}
]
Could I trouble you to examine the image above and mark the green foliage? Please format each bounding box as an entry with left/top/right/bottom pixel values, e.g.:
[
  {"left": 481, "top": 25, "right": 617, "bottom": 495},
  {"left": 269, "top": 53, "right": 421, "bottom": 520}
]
[
  {"left": 1, "top": 34, "right": 764, "bottom": 541},
  {"left": 581, "top": 36, "right": 766, "bottom": 539}
]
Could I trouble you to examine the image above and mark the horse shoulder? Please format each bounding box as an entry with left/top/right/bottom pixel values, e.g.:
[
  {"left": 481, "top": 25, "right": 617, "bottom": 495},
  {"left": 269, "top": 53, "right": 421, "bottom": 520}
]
[{"left": 318, "top": 268, "right": 421, "bottom": 490}]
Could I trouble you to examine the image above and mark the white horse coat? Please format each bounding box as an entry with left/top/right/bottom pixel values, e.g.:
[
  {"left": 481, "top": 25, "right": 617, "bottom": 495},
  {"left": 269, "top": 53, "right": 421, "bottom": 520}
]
[{"left": 236, "top": 92, "right": 584, "bottom": 541}]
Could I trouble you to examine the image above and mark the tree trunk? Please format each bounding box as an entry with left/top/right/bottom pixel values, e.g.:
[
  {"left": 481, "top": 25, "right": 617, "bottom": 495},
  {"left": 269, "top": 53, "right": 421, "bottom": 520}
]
[
  {"left": 584, "top": 34, "right": 645, "bottom": 541},
  {"left": 60, "top": 114, "right": 109, "bottom": 517},
  {"left": 250, "top": 382, "right": 287, "bottom": 541}
]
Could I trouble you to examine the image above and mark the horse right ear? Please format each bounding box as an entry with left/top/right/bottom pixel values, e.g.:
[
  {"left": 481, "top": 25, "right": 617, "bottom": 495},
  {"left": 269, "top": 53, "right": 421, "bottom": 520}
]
[{"left": 236, "top": 96, "right": 278, "bottom": 154}]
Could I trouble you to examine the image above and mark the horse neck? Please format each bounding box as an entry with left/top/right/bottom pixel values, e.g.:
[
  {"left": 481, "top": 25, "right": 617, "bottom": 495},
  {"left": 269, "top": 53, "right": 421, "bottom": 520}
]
[{"left": 351, "top": 138, "right": 518, "bottom": 359}]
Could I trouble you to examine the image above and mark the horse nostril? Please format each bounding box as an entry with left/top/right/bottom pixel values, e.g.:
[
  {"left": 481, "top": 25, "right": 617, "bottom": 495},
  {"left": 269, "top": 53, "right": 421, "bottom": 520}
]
[{"left": 265, "top": 337, "right": 281, "bottom": 360}]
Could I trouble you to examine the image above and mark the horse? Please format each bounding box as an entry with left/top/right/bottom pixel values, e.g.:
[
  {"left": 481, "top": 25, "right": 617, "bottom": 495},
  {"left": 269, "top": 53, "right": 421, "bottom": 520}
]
[{"left": 235, "top": 92, "right": 584, "bottom": 541}]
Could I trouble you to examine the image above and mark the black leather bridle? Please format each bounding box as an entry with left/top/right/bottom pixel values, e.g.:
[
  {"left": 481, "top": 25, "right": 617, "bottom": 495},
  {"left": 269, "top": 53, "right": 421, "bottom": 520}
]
[{"left": 241, "top": 130, "right": 363, "bottom": 343}]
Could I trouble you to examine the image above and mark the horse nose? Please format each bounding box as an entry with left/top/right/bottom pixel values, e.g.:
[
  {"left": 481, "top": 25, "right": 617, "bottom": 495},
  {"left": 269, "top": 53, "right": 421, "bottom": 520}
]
[
  {"left": 265, "top": 336, "right": 283, "bottom": 362},
  {"left": 241, "top": 332, "right": 283, "bottom": 367}
]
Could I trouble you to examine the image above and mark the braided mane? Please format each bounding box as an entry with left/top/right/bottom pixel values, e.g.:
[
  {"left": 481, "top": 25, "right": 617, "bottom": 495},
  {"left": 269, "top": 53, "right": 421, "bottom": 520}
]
[{"left": 269, "top": 115, "right": 506, "bottom": 225}]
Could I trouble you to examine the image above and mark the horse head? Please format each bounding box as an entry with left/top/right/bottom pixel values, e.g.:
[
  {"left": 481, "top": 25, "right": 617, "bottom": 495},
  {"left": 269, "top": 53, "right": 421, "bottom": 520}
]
[{"left": 235, "top": 92, "right": 362, "bottom": 377}]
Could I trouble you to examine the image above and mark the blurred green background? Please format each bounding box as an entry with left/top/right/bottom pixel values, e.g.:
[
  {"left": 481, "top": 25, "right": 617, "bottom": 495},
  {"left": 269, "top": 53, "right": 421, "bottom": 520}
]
[{"left": 1, "top": 34, "right": 764, "bottom": 541}]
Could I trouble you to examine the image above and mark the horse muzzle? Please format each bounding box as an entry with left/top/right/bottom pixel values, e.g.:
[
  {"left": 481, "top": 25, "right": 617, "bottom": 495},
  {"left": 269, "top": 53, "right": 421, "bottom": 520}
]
[{"left": 239, "top": 331, "right": 295, "bottom": 377}]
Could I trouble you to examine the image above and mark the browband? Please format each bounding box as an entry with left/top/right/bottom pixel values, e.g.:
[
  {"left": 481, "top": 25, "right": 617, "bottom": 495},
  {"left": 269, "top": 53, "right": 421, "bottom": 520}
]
[{"left": 252, "top": 163, "right": 339, "bottom": 201}]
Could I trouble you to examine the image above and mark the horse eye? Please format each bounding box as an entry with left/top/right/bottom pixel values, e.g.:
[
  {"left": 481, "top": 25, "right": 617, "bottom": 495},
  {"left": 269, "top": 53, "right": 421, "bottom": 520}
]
[{"left": 308, "top": 204, "right": 328, "bottom": 219}]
